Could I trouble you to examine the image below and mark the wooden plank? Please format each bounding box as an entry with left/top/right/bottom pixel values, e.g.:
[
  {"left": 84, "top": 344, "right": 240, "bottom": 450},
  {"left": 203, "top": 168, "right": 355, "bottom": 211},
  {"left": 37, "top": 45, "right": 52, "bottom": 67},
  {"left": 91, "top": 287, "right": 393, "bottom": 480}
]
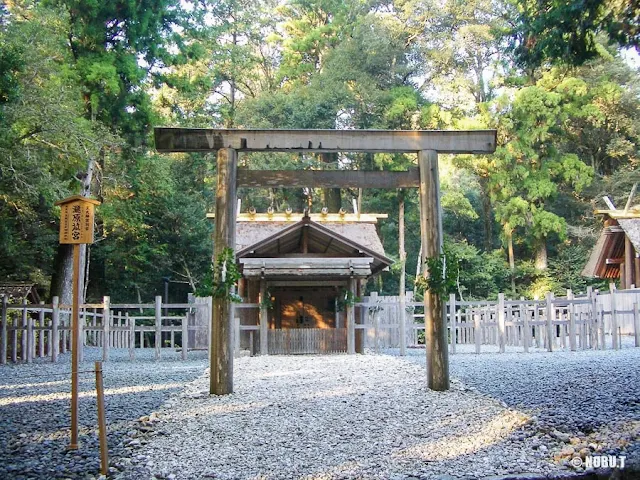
[
  {"left": 182, "top": 313, "right": 188, "bottom": 360},
  {"left": 38, "top": 301, "right": 45, "bottom": 358},
  {"left": 610, "top": 283, "right": 619, "bottom": 349},
  {"left": 155, "top": 296, "right": 162, "bottom": 360},
  {"left": 546, "top": 293, "right": 554, "bottom": 352},
  {"left": 155, "top": 128, "right": 498, "bottom": 154},
  {"left": 21, "top": 299, "right": 27, "bottom": 362},
  {"left": 474, "top": 311, "right": 481, "bottom": 354},
  {"left": 568, "top": 290, "right": 577, "bottom": 351},
  {"left": 347, "top": 278, "right": 356, "bottom": 354},
  {"left": 259, "top": 280, "right": 268, "bottom": 355},
  {"left": 522, "top": 302, "right": 530, "bottom": 353},
  {"left": 497, "top": 293, "right": 505, "bottom": 353},
  {"left": 0, "top": 295, "right": 6, "bottom": 364},
  {"left": 211, "top": 148, "right": 237, "bottom": 395},
  {"left": 237, "top": 169, "right": 421, "bottom": 189},
  {"left": 51, "top": 297, "right": 59, "bottom": 362},
  {"left": 449, "top": 294, "right": 456, "bottom": 354},
  {"left": 128, "top": 313, "right": 135, "bottom": 361},
  {"left": 635, "top": 302, "right": 640, "bottom": 347},
  {"left": 419, "top": 149, "right": 449, "bottom": 391},
  {"left": 101, "top": 297, "right": 110, "bottom": 361}
]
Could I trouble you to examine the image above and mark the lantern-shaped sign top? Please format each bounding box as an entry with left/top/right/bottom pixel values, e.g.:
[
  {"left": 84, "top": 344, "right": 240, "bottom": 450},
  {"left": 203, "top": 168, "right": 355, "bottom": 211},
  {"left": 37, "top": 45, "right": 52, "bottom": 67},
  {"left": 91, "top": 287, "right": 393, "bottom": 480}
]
[{"left": 55, "top": 195, "right": 101, "bottom": 245}]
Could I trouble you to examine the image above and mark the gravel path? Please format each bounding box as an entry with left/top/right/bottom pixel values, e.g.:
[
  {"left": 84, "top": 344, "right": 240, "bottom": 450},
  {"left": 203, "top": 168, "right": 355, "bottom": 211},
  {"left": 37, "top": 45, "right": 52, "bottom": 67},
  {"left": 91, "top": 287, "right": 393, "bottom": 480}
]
[
  {"left": 119, "top": 355, "right": 558, "bottom": 480},
  {"left": 1, "top": 343, "right": 639, "bottom": 480},
  {"left": 400, "top": 340, "right": 640, "bottom": 474},
  {"left": 0, "top": 348, "right": 208, "bottom": 479}
]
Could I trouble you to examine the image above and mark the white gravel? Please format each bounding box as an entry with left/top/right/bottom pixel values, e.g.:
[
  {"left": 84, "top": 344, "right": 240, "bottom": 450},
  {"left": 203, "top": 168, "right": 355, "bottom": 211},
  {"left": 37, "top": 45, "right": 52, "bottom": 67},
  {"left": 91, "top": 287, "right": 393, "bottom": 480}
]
[
  {"left": 2, "top": 341, "right": 639, "bottom": 480},
  {"left": 0, "top": 347, "right": 208, "bottom": 479},
  {"left": 118, "top": 355, "right": 555, "bottom": 480}
]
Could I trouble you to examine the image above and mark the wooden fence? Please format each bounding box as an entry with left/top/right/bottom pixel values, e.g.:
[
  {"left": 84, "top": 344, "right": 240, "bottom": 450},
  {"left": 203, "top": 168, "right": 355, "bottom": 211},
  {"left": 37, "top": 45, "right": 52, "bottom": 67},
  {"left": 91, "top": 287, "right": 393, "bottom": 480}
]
[
  {"left": 3, "top": 285, "right": 640, "bottom": 364},
  {"left": 0, "top": 295, "right": 209, "bottom": 364},
  {"left": 357, "top": 286, "right": 640, "bottom": 353}
]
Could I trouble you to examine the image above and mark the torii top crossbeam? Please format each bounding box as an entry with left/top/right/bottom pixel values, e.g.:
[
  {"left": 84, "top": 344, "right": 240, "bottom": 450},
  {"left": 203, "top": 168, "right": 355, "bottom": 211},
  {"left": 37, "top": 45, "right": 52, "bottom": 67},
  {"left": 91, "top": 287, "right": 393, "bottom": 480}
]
[{"left": 155, "top": 128, "right": 497, "bottom": 154}]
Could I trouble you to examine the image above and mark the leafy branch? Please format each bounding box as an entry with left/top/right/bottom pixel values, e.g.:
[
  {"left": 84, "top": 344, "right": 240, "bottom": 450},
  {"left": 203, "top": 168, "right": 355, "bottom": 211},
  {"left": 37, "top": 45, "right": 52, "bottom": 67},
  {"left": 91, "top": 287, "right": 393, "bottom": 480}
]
[
  {"left": 195, "top": 247, "right": 242, "bottom": 303},
  {"left": 415, "top": 247, "right": 459, "bottom": 297}
]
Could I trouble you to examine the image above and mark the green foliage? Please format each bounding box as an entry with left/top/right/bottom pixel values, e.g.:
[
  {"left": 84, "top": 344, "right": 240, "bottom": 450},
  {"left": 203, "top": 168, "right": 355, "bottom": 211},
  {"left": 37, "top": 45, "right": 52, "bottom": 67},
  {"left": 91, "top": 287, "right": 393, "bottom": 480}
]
[
  {"left": 415, "top": 246, "right": 460, "bottom": 297},
  {"left": 508, "top": 0, "right": 639, "bottom": 67},
  {"left": 336, "top": 288, "right": 359, "bottom": 311},
  {"left": 195, "top": 248, "right": 242, "bottom": 302}
]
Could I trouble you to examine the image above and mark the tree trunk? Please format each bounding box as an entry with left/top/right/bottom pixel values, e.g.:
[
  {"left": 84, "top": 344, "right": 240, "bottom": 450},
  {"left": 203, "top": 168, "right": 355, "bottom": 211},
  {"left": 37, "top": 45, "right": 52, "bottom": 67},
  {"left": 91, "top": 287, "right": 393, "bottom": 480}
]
[
  {"left": 535, "top": 239, "right": 548, "bottom": 271},
  {"left": 49, "top": 156, "right": 97, "bottom": 304},
  {"left": 506, "top": 226, "right": 516, "bottom": 296},
  {"left": 399, "top": 192, "right": 406, "bottom": 296},
  {"left": 478, "top": 176, "right": 493, "bottom": 251},
  {"left": 321, "top": 152, "right": 341, "bottom": 212}
]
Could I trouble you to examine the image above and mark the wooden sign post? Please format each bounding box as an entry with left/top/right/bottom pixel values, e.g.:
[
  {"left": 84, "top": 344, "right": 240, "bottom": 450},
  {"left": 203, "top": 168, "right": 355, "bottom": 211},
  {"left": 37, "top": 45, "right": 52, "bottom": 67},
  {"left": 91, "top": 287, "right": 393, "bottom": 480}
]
[{"left": 55, "top": 195, "right": 100, "bottom": 449}]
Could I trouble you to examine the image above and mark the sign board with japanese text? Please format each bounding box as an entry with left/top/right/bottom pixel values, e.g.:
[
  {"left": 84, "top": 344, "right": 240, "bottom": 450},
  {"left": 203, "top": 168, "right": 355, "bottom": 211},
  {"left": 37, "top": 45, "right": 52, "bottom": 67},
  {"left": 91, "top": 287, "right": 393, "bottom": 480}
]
[{"left": 55, "top": 196, "right": 101, "bottom": 245}]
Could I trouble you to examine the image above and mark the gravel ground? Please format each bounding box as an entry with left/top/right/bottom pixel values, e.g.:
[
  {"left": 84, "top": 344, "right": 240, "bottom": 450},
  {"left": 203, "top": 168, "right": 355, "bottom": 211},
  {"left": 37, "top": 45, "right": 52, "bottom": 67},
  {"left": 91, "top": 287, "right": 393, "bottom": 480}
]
[
  {"left": 1, "top": 342, "right": 639, "bottom": 480},
  {"left": 0, "top": 348, "right": 208, "bottom": 479}
]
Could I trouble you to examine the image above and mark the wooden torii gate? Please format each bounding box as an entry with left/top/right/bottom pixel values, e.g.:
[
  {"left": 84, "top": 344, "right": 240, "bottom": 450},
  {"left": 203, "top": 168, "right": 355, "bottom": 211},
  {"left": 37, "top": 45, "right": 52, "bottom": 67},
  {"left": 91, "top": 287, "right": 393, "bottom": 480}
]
[{"left": 155, "top": 128, "right": 497, "bottom": 394}]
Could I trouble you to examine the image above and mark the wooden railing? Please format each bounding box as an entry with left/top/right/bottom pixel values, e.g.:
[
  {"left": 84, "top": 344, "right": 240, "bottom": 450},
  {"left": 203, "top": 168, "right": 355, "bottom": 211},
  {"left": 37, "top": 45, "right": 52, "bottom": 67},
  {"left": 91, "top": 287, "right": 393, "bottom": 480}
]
[
  {"left": 0, "top": 296, "right": 209, "bottom": 364},
  {"left": 357, "top": 286, "right": 640, "bottom": 353}
]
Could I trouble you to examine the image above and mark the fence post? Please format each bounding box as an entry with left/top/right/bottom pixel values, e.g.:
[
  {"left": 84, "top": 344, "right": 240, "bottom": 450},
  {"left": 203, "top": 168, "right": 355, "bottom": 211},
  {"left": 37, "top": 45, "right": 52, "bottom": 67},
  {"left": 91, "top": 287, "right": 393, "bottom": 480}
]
[
  {"left": 182, "top": 313, "right": 189, "bottom": 360},
  {"left": 38, "top": 301, "right": 45, "bottom": 358},
  {"left": 370, "top": 292, "right": 379, "bottom": 354},
  {"left": 599, "top": 303, "right": 606, "bottom": 350},
  {"left": 523, "top": 301, "right": 530, "bottom": 353},
  {"left": 346, "top": 278, "right": 356, "bottom": 354},
  {"left": 546, "top": 292, "right": 554, "bottom": 352},
  {"left": 610, "top": 283, "right": 619, "bottom": 350},
  {"left": 26, "top": 311, "right": 33, "bottom": 364},
  {"left": 587, "top": 286, "right": 596, "bottom": 349},
  {"left": 568, "top": 289, "right": 577, "bottom": 351},
  {"left": 497, "top": 293, "right": 505, "bottom": 353},
  {"left": 234, "top": 317, "right": 241, "bottom": 357},
  {"left": 102, "top": 296, "right": 110, "bottom": 362},
  {"left": 449, "top": 294, "right": 456, "bottom": 354},
  {"left": 155, "top": 296, "right": 162, "bottom": 360},
  {"left": 21, "top": 298, "right": 28, "bottom": 362},
  {"left": 127, "top": 313, "right": 135, "bottom": 361},
  {"left": 634, "top": 302, "right": 640, "bottom": 348},
  {"left": 1, "top": 295, "right": 6, "bottom": 365},
  {"left": 259, "top": 280, "right": 268, "bottom": 355},
  {"left": 78, "top": 306, "right": 84, "bottom": 363},
  {"left": 51, "top": 297, "right": 59, "bottom": 362},
  {"left": 474, "top": 310, "right": 481, "bottom": 354},
  {"left": 399, "top": 291, "right": 407, "bottom": 356}
]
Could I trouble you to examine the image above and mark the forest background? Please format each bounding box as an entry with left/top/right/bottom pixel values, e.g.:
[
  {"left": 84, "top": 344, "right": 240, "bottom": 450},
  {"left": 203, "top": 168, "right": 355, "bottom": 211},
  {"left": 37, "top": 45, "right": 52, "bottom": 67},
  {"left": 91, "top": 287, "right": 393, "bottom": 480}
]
[{"left": 0, "top": 0, "right": 638, "bottom": 304}]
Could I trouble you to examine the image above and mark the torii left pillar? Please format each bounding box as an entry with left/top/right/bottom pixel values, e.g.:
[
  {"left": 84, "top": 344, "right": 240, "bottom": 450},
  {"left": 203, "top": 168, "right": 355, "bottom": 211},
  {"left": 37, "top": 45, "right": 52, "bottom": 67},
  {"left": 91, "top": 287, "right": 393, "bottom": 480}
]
[
  {"left": 211, "top": 148, "right": 237, "bottom": 395},
  {"left": 418, "top": 149, "right": 450, "bottom": 391}
]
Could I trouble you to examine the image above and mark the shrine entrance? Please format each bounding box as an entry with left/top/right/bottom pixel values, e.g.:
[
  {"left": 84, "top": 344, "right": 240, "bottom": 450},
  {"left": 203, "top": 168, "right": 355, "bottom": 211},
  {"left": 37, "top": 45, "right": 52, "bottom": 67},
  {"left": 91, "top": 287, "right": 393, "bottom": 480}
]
[{"left": 155, "top": 127, "right": 496, "bottom": 394}]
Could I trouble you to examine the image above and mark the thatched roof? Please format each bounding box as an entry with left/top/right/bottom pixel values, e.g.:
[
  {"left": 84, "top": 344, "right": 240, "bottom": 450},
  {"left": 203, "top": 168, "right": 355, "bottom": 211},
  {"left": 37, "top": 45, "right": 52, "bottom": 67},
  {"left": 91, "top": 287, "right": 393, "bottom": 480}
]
[
  {"left": 618, "top": 219, "right": 640, "bottom": 252},
  {"left": 236, "top": 221, "right": 387, "bottom": 258},
  {"left": 0, "top": 282, "right": 40, "bottom": 303},
  {"left": 235, "top": 215, "right": 392, "bottom": 275},
  {"left": 582, "top": 218, "right": 640, "bottom": 279}
]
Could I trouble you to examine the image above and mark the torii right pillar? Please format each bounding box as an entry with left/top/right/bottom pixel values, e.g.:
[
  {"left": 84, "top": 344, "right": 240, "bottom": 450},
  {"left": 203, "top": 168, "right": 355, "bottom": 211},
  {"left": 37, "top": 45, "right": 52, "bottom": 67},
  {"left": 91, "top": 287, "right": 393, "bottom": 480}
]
[{"left": 418, "top": 149, "right": 450, "bottom": 391}]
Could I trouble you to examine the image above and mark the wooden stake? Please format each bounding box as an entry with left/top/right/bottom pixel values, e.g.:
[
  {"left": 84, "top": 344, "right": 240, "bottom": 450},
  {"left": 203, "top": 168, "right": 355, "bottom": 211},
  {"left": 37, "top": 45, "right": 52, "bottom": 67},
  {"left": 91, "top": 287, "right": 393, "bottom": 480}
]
[
  {"left": 418, "top": 149, "right": 449, "bottom": 391},
  {"left": 94, "top": 361, "right": 109, "bottom": 475},
  {"left": 211, "top": 148, "right": 237, "bottom": 395},
  {"left": 1, "top": 295, "right": 6, "bottom": 365},
  {"left": 70, "top": 243, "right": 80, "bottom": 449}
]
